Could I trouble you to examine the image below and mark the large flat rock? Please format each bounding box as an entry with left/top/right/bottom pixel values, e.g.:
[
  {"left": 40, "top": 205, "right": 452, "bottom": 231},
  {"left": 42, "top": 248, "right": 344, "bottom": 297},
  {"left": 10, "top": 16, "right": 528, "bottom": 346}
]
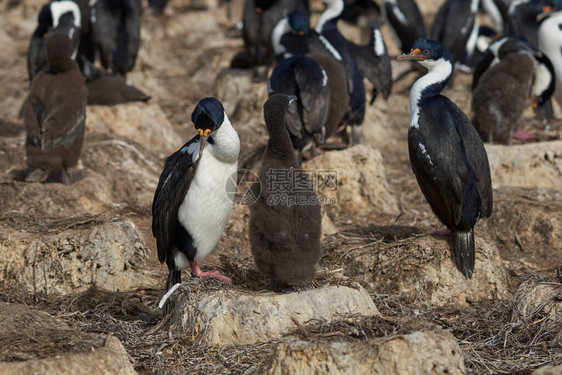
[
  {"left": 170, "top": 283, "right": 379, "bottom": 346},
  {"left": 0, "top": 303, "right": 136, "bottom": 375},
  {"left": 325, "top": 228, "right": 509, "bottom": 308},
  {"left": 303, "top": 144, "right": 400, "bottom": 222},
  {"left": 0, "top": 215, "right": 154, "bottom": 294},
  {"left": 259, "top": 329, "right": 465, "bottom": 374},
  {"left": 485, "top": 141, "right": 562, "bottom": 189}
]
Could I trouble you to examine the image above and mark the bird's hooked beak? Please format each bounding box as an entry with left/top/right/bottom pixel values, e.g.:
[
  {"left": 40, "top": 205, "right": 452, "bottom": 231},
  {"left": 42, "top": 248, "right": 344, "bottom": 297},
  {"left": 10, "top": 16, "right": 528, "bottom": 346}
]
[
  {"left": 397, "top": 48, "right": 428, "bottom": 62},
  {"left": 197, "top": 128, "right": 212, "bottom": 161},
  {"left": 537, "top": 6, "right": 553, "bottom": 22}
]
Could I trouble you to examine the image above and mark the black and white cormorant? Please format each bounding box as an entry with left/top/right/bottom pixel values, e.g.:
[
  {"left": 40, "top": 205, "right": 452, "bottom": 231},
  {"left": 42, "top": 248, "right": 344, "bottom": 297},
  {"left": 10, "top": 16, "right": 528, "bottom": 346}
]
[
  {"left": 268, "top": 55, "right": 331, "bottom": 161},
  {"left": 89, "top": 0, "right": 141, "bottom": 76},
  {"left": 242, "top": 0, "right": 310, "bottom": 79},
  {"left": 23, "top": 34, "right": 88, "bottom": 184},
  {"left": 382, "top": 0, "right": 426, "bottom": 54},
  {"left": 431, "top": 0, "right": 480, "bottom": 64},
  {"left": 398, "top": 39, "right": 493, "bottom": 278},
  {"left": 538, "top": 7, "right": 562, "bottom": 107},
  {"left": 27, "top": 0, "right": 82, "bottom": 81},
  {"left": 472, "top": 41, "right": 536, "bottom": 143},
  {"left": 152, "top": 98, "right": 240, "bottom": 314},
  {"left": 249, "top": 94, "right": 322, "bottom": 291},
  {"left": 345, "top": 20, "right": 393, "bottom": 104},
  {"left": 316, "top": 0, "right": 366, "bottom": 144}
]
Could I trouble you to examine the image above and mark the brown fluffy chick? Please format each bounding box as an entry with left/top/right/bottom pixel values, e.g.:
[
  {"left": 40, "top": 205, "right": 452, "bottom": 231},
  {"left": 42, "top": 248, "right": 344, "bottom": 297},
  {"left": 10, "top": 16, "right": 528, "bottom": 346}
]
[
  {"left": 249, "top": 94, "right": 322, "bottom": 291},
  {"left": 23, "top": 33, "right": 88, "bottom": 184}
]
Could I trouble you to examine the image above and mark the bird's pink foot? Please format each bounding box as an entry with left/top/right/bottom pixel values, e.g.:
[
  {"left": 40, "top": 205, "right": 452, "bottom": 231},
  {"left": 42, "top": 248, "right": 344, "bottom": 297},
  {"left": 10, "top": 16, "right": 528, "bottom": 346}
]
[
  {"left": 189, "top": 261, "right": 232, "bottom": 284},
  {"left": 512, "top": 130, "right": 537, "bottom": 141},
  {"left": 432, "top": 228, "right": 451, "bottom": 236}
]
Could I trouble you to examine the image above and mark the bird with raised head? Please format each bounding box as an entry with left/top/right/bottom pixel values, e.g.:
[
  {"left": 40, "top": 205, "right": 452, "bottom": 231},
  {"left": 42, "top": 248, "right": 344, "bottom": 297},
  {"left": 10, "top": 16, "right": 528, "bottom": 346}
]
[{"left": 398, "top": 39, "right": 493, "bottom": 278}]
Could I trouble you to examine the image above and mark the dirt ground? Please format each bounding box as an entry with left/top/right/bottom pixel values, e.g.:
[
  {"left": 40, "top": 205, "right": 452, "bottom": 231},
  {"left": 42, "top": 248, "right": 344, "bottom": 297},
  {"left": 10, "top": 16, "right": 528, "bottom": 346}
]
[{"left": 0, "top": 0, "right": 561, "bottom": 374}]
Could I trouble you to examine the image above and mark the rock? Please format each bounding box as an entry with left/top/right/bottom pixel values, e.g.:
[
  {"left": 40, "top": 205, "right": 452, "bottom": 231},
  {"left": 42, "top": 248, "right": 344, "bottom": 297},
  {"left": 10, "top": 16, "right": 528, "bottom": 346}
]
[
  {"left": 215, "top": 69, "right": 269, "bottom": 123},
  {"left": 324, "top": 228, "right": 509, "bottom": 308},
  {"left": 86, "top": 103, "right": 182, "bottom": 154},
  {"left": 259, "top": 329, "right": 465, "bottom": 375},
  {"left": 481, "top": 187, "right": 562, "bottom": 270},
  {"left": 0, "top": 216, "right": 154, "bottom": 295},
  {"left": 0, "top": 169, "right": 114, "bottom": 217},
  {"left": 533, "top": 366, "right": 562, "bottom": 375},
  {"left": 171, "top": 283, "right": 379, "bottom": 346},
  {"left": 0, "top": 303, "right": 137, "bottom": 374},
  {"left": 303, "top": 144, "right": 400, "bottom": 222},
  {"left": 485, "top": 141, "right": 562, "bottom": 189},
  {"left": 511, "top": 276, "right": 562, "bottom": 324},
  {"left": 82, "top": 134, "right": 161, "bottom": 211}
]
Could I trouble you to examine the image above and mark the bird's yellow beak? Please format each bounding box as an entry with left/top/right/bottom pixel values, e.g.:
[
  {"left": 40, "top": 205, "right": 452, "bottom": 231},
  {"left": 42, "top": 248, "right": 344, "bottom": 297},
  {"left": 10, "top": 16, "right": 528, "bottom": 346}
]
[
  {"left": 197, "top": 128, "right": 211, "bottom": 161},
  {"left": 537, "top": 6, "right": 553, "bottom": 22},
  {"left": 397, "top": 48, "right": 428, "bottom": 61}
]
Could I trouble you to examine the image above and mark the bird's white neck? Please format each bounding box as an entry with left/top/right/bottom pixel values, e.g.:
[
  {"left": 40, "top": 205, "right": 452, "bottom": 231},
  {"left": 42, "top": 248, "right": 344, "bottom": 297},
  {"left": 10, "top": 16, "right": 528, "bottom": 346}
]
[
  {"left": 409, "top": 58, "right": 452, "bottom": 129},
  {"left": 207, "top": 114, "right": 240, "bottom": 163},
  {"left": 271, "top": 17, "right": 291, "bottom": 56},
  {"left": 51, "top": 1, "right": 82, "bottom": 28},
  {"left": 315, "top": 0, "right": 343, "bottom": 33}
]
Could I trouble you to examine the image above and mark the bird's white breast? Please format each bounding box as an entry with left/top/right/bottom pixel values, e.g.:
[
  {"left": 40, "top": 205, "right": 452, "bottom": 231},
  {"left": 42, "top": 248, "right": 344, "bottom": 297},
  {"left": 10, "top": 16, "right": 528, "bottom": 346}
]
[
  {"left": 538, "top": 12, "right": 562, "bottom": 105},
  {"left": 177, "top": 151, "right": 238, "bottom": 262}
]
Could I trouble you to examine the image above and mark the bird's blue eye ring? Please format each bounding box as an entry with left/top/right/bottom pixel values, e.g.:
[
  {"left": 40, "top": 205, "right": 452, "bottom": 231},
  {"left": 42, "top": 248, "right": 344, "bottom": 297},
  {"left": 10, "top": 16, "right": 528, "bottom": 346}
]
[{"left": 423, "top": 49, "right": 430, "bottom": 55}]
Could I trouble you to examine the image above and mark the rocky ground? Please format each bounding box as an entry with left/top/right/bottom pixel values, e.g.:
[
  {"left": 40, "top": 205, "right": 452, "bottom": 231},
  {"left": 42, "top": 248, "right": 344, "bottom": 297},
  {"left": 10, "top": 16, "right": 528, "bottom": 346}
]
[{"left": 0, "top": 0, "right": 561, "bottom": 374}]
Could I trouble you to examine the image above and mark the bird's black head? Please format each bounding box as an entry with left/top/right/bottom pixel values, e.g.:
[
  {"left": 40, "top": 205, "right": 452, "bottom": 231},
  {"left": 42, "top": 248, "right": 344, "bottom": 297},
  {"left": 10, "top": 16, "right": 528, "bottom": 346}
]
[
  {"left": 397, "top": 39, "right": 453, "bottom": 65},
  {"left": 288, "top": 11, "right": 310, "bottom": 34},
  {"left": 191, "top": 97, "right": 225, "bottom": 137}
]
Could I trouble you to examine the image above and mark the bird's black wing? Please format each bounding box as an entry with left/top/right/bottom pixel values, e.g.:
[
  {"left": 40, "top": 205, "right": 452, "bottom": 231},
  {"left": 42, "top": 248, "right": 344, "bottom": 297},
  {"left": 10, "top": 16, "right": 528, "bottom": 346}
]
[
  {"left": 345, "top": 25, "right": 392, "bottom": 103},
  {"left": 152, "top": 136, "right": 201, "bottom": 264},
  {"left": 293, "top": 57, "right": 330, "bottom": 137},
  {"left": 123, "top": 0, "right": 140, "bottom": 73}
]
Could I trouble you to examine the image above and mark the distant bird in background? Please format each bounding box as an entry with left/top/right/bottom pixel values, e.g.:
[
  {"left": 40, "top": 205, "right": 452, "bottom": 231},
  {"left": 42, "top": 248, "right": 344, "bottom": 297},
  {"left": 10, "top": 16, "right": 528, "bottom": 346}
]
[
  {"left": 23, "top": 34, "right": 88, "bottom": 184},
  {"left": 316, "top": 0, "right": 366, "bottom": 144},
  {"left": 538, "top": 7, "right": 562, "bottom": 108},
  {"left": 398, "top": 39, "right": 493, "bottom": 278},
  {"left": 249, "top": 94, "right": 322, "bottom": 292},
  {"left": 242, "top": 0, "right": 310, "bottom": 79},
  {"left": 345, "top": 20, "right": 393, "bottom": 104},
  {"left": 81, "top": 57, "right": 150, "bottom": 105},
  {"left": 382, "top": 0, "right": 426, "bottom": 54},
  {"left": 431, "top": 0, "right": 480, "bottom": 65},
  {"left": 472, "top": 39, "right": 537, "bottom": 143},
  {"left": 89, "top": 0, "right": 141, "bottom": 76},
  {"left": 506, "top": 0, "right": 544, "bottom": 47},
  {"left": 268, "top": 55, "right": 331, "bottom": 161},
  {"left": 152, "top": 98, "right": 240, "bottom": 315},
  {"left": 27, "top": 0, "right": 82, "bottom": 81}
]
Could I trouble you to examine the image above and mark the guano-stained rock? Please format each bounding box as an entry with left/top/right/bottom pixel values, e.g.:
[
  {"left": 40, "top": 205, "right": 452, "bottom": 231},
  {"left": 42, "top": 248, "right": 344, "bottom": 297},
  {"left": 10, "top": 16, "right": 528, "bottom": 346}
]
[
  {"left": 171, "top": 284, "right": 379, "bottom": 346},
  {"left": 259, "top": 329, "right": 465, "bottom": 375},
  {"left": 303, "top": 144, "right": 400, "bottom": 221},
  {"left": 0, "top": 217, "right": 154, "bottom": 294}
]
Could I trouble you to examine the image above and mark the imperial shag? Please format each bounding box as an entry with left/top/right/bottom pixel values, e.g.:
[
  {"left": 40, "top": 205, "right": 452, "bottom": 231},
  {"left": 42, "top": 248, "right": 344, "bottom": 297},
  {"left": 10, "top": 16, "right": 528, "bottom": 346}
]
[
  {"left": 152, "top": 98, "right": 240, "bottom": 314},
  {"left": 398, "top": 39, "right": 493, "bottom": 278}
]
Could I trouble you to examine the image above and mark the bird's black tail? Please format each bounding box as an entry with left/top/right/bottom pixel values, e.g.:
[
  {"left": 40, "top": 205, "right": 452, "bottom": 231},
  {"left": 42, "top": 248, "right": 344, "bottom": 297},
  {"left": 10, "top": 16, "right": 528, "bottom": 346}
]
[
  {"left": 454, "top": 229, "right": 475, "bottom": 278},
  {"left": 162, "top": 269, "right": 181, "bottom": 316}
]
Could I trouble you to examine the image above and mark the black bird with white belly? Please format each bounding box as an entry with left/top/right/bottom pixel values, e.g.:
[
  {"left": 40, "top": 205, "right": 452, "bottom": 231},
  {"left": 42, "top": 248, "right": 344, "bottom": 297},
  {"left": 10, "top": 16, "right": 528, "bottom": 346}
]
[
  {"left": 27, "top": 0, "right": 82, "bottom": 82},
  {"left": 23, "top": 33, "right": 88, "bottom": 184},
  {"left": 152, "top": 98, "right": 240, "bottom": 314},
  {"left": 398, "top": 39, "right": 493, "bottom": 278},
  {"left": 249, "top": 94, "right": 322, "bottom": 291}
]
